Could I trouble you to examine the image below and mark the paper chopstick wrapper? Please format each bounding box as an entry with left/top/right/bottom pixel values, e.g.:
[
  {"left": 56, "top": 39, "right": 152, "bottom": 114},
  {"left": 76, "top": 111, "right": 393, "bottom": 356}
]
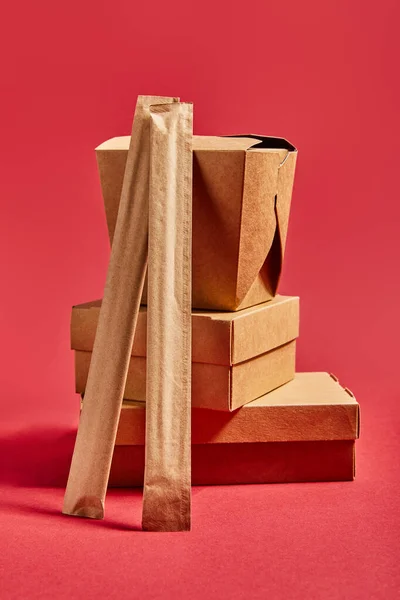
[
  {"left": 63, "top": 95, "right": 178, "bottom": 519},
  {"left": 142, "top": 102, "right": 193, "bottom": 531}
]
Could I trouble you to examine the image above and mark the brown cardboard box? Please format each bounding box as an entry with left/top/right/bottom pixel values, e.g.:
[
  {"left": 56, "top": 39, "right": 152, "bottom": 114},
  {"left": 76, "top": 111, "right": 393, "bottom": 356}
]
[
  {"left": 103, "top": 372, "right": 359, "bottom": 485},
  {"left": 72, "top": 295, "right": 299, "bottom": 411},
  {"left": 75, "top": 342, "right": 295, "bottom": 411},
  {"left": 96, "top": 135, "right": 297, "bottom": 311},
  {"left": 112, "top": 373, "right": 359, "bottom": 445},
  {"left": 109, "top": 441, "right": 355, "bottom": 486}
]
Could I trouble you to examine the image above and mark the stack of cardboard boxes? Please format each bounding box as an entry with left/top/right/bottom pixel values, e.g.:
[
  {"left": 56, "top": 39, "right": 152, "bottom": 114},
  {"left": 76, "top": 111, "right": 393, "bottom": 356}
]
[{"left": 71, "top": 135, "right": 359, "bottom": 486}]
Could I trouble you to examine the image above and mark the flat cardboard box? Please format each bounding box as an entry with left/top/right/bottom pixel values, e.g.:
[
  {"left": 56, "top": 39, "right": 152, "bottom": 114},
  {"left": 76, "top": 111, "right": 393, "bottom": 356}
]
[
  {"left": 79, "top": 373, "right": 360, "bottom": 446},
  {"left": 81, "top": 372, "right": 358, "bottom": 485},
  {"left": 72, "top": 295, "right": 299, "bottom": 411},
  {"left": 96, "top": 135, "right": 297, "bottom": 311},
  {"left": 71, "top": 295, "right": 299, "bottom": 365},
  {"left": 111, "top": 373, "right": 359, "bottom": 445},
  {"left": 75, "top": 341, "right": 296, "bottom": 411},
  {"left": 109, "top": 441, "right": 355, "bottom": 486}
]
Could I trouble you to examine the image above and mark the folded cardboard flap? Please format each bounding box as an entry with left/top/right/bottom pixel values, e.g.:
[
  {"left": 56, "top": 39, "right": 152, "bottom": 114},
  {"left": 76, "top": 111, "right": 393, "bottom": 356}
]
[
  {"left": 71, "top": 295, "right": 300, "bottom": 367},
  {"left": 96, "top": 134, "right": 297, "bottom": 311},
  {"left": 226, "top": 134, "right": 296, "bottom": 305}
]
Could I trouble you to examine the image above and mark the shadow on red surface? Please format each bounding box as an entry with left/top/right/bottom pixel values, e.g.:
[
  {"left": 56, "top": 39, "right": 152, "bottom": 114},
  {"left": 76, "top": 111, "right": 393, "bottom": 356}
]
[
  {"left": 0, "top": 428, "right": 76, "bottom": 487},
  {"left": 0, "top": 429, "right": 144, "bottom": 530},
  {"left": 0, "top": 495, "right": 142, "bottom": 531}
]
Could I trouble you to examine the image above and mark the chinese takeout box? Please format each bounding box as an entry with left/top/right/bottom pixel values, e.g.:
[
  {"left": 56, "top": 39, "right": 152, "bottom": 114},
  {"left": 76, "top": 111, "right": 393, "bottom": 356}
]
[
  {"left": 105, "top": 373, "right": 360, "bottom": 485},
  {"left": 95, "top": 134, "right": 297, "bottom": 310},
  {"left": 72, "top": 295, "right": 299, "bottom": 411}
]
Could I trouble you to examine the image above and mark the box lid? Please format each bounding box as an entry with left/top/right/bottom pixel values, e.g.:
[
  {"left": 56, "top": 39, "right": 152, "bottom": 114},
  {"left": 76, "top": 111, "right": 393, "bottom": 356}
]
[
  {"left": 95, "top": 135, "right": 296, "bottom": 153},
  {"left": 71, "top": 294, "right": 299, "bottom": 366},
  {"left": 110, "top": 373, "right": 360, "bottom": 445}
]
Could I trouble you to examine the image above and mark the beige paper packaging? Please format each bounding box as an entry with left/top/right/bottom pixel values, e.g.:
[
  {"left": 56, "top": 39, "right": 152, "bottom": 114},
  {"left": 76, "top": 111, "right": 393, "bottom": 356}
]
[
  {"left": 71, "top": 295, "right": 299, "bottom": 365},
  {"left": 111, "top": 373, "right": 360, "bottom": 446},
  {"left": 71, "top": 295, "right": 299, "bottom": 410},
  {"left": 142, "top": 103, "right": 193, "bottom": 532},
  {"left": 63, "top": 95, "right": 178, "bottom": 520},
  {"left": 79, "top": 373, "right": 359, "bottom": 485},
  {"left": 75, "top": 341, "right": 296, "bottom": 411},
  {"left": 96, "top": 135, "right": 297, "bottom": 311}
]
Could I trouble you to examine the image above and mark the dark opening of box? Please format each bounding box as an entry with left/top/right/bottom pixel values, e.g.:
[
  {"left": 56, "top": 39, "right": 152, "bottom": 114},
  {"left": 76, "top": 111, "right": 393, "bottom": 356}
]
[{"left": 225, "top": 134, "right": 296, "bottom": 151}]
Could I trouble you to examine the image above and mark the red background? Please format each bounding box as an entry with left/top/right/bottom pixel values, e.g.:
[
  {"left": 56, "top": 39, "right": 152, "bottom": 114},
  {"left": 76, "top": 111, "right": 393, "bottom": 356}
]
[{"left": 1, "top": 1, "right": 399, "bottom": 598}]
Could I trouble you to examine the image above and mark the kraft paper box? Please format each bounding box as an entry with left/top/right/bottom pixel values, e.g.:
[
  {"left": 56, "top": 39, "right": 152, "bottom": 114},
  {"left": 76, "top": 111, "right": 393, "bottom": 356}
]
[
  {"left": 96, "top": 135, "right": 297, "bottom": 311},
  {"left": 101, "top": 372, "right": 359, "bottom": 485},
  {"left": 72, "top": 295, "right": 299, "bottom": 411},
  {"left": 112, "top": 373, "right": 360, "bottom": 445}
]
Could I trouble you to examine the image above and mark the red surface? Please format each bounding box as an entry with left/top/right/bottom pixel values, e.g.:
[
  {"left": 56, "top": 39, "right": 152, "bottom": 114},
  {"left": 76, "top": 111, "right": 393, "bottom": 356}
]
[{"left": 0, "top": 0, "right": 399, "bottom": 598}]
